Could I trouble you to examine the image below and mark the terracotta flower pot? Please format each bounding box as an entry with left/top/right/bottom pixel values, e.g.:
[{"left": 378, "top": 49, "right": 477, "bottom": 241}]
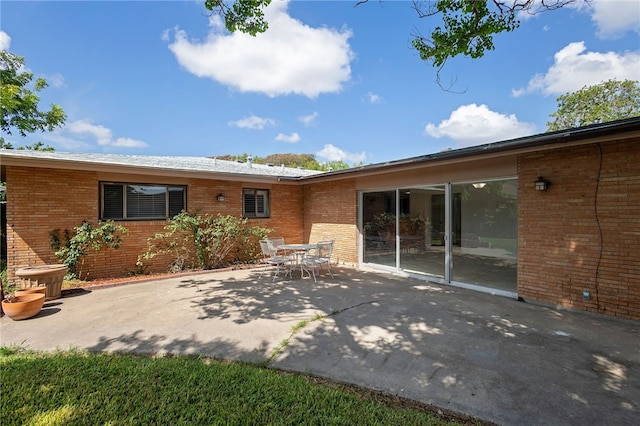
[
  {"left": 16, "top": 264, "right": 67, "bottom": 300},
  {"left": 2, "top": 293, "right": 46, "bottom": 321},
  {"left": 16, "top": 286, "right": 47, "bottom": 297}
]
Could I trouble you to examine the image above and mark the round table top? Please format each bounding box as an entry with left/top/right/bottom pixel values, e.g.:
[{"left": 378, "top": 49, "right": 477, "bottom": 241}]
[{"left": 277, "top": 243, "right": 317, "bottom": 250}]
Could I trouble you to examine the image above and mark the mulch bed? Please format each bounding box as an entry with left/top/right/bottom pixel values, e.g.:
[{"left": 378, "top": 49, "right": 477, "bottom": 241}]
[{"left": 62, "top": 264, "right": 260, "bottom": 292}]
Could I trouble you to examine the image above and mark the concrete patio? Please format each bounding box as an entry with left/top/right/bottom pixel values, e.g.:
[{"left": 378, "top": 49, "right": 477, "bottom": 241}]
[{"left": 1, "top": 266, "right": 638, "bottom": 426}]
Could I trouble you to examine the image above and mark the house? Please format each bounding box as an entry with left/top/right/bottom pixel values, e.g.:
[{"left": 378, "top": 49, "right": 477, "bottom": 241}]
[{"left": 2, "top": 117, "right": 639, "bottom": 320}]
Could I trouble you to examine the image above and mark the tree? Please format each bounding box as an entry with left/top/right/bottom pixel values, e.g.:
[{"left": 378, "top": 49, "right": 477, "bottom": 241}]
[
  {"left": 0, "top": 50, "right": 66, "bottom": 146},
  {"left": 204, "top": 0, "right": 579, "bottom": 69},
  {"left": 214, "top": 152, "right": 354, "bottom": 171},
  {"left": 17, "top": 141, "right": 55, "bottom": 151},
  {"left": 546, "top": 79, "right": 640, "bottom": 132}
]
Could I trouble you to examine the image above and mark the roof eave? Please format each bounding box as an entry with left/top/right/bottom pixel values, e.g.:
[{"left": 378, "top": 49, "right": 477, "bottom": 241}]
[
  {"left": 0, "top": 154, "right": 310, "bottom": 183},
  {"left": 301, "top": 117, "right": 640, "bottom": 182}
]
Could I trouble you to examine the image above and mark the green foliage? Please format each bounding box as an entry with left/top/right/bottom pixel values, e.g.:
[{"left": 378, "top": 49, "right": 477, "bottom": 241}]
[
  {"left": 215, "top": 152, "right": 354, "bottom": 171},
  {"left": 546, "top": 79, "right": 640, "bottom": 132},
  {"left": 0, "top": 260, "right": 16, "bottom": 302},
  {"left": 202, "top": 0, "right": 576, "bottom": 72},
  {"left": 204, "top": 0, "right": 271, "bottom": 36},
  {"left": 17, "top": 141, "right": 55, "bottom": 151},
  {"left": 0, "top": 260, "right": 6, "bottom": 288},
  {"left": 364, "top": 212, "right": 397, "bottom": 235},
  {"left": 412, "top": 0, "right": 519, "bottom": 68},
  {"left": 0, "top": 50, "right": 66, "bottom": 146},
  {"left": 138, "top": 211, "right": 272, "bottom": 272},
  {"left": 0, "top": 349, "right": 456, "bottom": 425},
  {"left": 50, "top": 221, "right": 129, "bottom": 280}
]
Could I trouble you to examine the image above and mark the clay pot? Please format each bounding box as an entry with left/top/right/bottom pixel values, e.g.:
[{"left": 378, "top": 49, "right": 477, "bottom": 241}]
[
  {"left": 2, "top": 293, "right": 46, "bottom": 321},
  {"left": 16, "top": 264, "right": 67, "bottom": 300},
  {"left": 16, "top": 286, "right": 47, "bottom": 297}
]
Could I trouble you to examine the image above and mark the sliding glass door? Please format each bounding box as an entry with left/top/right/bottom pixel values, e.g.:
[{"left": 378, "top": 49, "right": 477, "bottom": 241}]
[
  {"left": 398, "top": 186, "right": 446, "bottom": 279},
  {"left": 361, "top": 179, "right": 517, "bottom": 294},
  {"left": 451, "top": 180, "right": 518, "bottom": 292},
  {"left": 362, "top": 191, "right": 396, "bottom": 268}
]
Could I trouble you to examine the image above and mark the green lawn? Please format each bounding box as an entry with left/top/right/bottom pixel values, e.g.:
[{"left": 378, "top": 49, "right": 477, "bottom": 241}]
[{"left": 0, "top": 347, "right": 484, "bottom": 426}]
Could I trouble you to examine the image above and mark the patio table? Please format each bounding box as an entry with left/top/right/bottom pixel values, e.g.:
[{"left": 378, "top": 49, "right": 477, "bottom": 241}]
[{"left": 277, "top": 243, "right": 318, "bottom": 278}]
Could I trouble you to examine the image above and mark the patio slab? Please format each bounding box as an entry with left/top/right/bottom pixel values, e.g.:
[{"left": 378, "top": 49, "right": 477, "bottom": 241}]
[{"left": 1, "top": 267, "right": 638, "bottom": 426}]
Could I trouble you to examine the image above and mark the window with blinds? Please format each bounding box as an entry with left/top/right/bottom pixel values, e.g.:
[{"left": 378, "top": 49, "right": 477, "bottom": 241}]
[
  {"left": 243, "top": 189, "right": 270, "bottom": 218},
  {"left": 101, "top": 182, "right": 186, "bottom": 220}
]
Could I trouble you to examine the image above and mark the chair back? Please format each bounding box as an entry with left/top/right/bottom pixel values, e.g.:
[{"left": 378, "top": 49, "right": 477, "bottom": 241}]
[
  {"left": 259, "top": 240, "right": 276, "bottom": 257},
  {"left": 316, "top": 240, "right": 334, "bottom": 259},
  {"left": 268, "top": 237, "right": 285, "bottom": 250}
]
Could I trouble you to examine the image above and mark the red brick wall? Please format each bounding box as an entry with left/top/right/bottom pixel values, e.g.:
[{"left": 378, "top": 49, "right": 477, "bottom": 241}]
[
  {"left": 303, "top": 179, "right": 358, "bottom": 265},
  {"left": 518, "top": 138, "right": 640, "bottom": 320},
  {"left": 5, "top": 166, "right": 305, "bottom": 282}
]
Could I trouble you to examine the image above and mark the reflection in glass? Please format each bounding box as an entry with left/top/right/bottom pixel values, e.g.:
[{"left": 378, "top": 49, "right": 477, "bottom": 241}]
[
  {"left": 362, "top": 191, "right": 396, "bottom": 267},
  {"left": 398, "top": 186, "right": 446, "bottom": 278},
  {"left": 451, "top": 180, "right": 518, "bottom": 292}
]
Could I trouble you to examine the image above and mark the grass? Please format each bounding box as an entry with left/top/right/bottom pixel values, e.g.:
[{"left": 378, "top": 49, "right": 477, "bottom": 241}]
[{"left": 0, "top": 347, "right": 485, "bottom": 426}]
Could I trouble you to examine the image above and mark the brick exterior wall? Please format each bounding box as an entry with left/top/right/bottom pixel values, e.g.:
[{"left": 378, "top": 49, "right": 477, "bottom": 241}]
[
  {"left": 5, "top": 136, "right": 639, "bottom": 321},
  {"left": 518, "top": 138, "right": 640, "bottom": 320},
  {"left": 303, "top": 179, "right": 358, "bottom": 266},
  {"left": 5, "top": 166, "right": 304, "bottom": 282}
]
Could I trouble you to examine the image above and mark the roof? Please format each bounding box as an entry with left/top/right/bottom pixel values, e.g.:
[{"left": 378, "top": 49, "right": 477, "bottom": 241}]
[
  {"left": 305, "top": 116, "right": 640, "bottom": 181},
  {"left": 0, "top": 150, "right": 322, "bottom": 179},
  {"left": 2, "top": 117, "right": 639, "bottom": 182}
]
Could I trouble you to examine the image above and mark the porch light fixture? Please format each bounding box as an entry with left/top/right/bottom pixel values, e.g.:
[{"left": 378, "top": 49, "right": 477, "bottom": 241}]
[
  {"left": 217, "top": 193, "right": 225, "bottom": 202},
  {"left": 472, "top": 182, "right": 487, "bottom": 189},
  {"left": 534, "top": 176, "right": 550, "bottom": 191}
]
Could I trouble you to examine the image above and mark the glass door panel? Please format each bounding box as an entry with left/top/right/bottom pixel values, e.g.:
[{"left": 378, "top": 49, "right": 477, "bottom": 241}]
[
  {"left": 451, "top": 180, "right": 518, "bottom": 292},
  {"left": 398, "top": 186, "right": 446, "bottom": 278},
  {"left": 362, "top": 191, "right": 396, "bottom": 267}
]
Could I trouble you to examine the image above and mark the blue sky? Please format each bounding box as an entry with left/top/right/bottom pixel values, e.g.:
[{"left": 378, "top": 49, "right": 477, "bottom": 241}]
[{"left": 2, "top": 0, "right": 639, "bottom": 165}]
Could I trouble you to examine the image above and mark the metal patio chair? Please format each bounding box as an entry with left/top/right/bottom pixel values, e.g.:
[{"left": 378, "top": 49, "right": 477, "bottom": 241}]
[
  {"left": 301, "top": 240, "right": 335, "bottom": 282},
  {"left": 259, "top": 239, "right": 292, "bottom": 281}
]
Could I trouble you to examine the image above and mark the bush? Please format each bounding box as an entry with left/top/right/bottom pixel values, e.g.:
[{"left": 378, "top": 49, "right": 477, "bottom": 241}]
[
  {"left": 50, "top": 221, "right": 129, "bottom": 280},
  {"left": 138, "top": 212, "right": 272, "bottom": 272}
]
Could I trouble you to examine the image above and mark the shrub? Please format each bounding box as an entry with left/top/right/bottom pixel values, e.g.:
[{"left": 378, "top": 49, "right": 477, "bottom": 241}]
[
  {"left": 138, "top": 212, "right": 272, "bottom": 272},
  {"left": 50, "top": 221, "right": 129, "bottom": 280}
]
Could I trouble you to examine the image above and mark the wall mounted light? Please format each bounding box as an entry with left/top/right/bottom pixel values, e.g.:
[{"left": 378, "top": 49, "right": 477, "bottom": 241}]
[
  {"left": 534, "top": 176, "right": 550, "bottom": 191},
  {"left": 217, "top": 193, "right": 225, "bottom": 202},
  {"left": 472, "top": 182, "right": 487, "bottom": 189}
]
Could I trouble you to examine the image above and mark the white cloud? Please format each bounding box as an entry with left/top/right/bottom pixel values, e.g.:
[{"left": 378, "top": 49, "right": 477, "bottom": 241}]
[
  {"left": 111, "top": 137, "right": 148, "bottom": 148},
  {"left": 424, "top": 104, "right": 536, "bottom": 146},
  {"left": 47, "top": 73, "right": 65, "bottom": 88},
  {"left": 590, "top": 0, "right": 640, "bottom": 39},
  {"left": 298, "top": 111, "right": 319, "bottom": 126},
  {"left": 0, "top": 31, "right": 10, "bottom": 50},
  {"left": 167, "top": 0, "right": 353, "bottom": 98},
  {"left": 366, "top": 92, "right": 382, "bottom": 104},
  {"left": 513, "top": 42, "right": 640, "bottom": 97},
  {"left": 67, "top": 120, "right": 112, "bottom": 146},
  {"left": 316, "top": 143, "right": 367, "bottom": 164},
  {"left": 275, "top": 132, "right": 300, "bottom": 143},
  {"left": 63, "top": 120, "right": 148, "bottom": 148},
  {"left": 228, "top": 115, "right": 275, "bottom": 130}
]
